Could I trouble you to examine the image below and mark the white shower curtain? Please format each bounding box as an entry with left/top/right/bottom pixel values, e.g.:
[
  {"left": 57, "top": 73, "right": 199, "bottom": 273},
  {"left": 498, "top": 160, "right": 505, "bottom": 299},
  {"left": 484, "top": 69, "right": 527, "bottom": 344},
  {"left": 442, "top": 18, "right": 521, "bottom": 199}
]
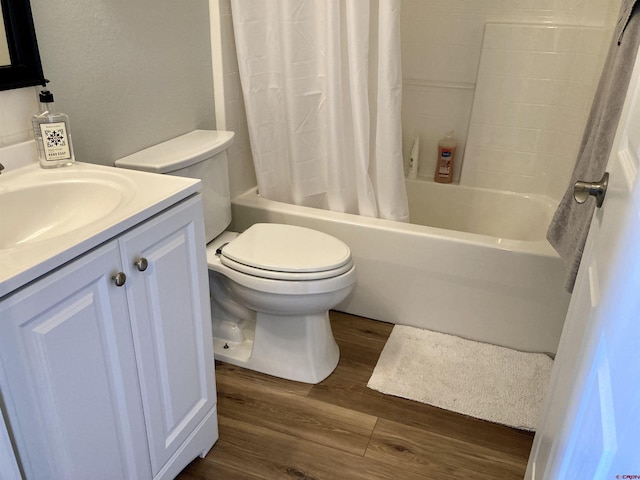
[{"left": 230, "top": 0, "right": 409, "bottom": 221}]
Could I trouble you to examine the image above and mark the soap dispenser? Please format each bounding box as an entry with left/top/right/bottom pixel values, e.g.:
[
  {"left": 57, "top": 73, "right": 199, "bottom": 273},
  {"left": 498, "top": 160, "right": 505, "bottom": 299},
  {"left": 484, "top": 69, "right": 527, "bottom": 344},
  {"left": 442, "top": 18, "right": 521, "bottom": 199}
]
[{"left": 32, "top": 90, "right": 75, "bottom": 168}]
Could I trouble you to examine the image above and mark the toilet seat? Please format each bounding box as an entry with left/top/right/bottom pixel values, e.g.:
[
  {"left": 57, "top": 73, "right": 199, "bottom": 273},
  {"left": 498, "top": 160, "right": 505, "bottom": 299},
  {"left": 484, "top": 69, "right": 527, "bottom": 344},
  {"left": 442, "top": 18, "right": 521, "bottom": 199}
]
[
  {"left": 220, "top": 256, "right": 354, "bottom": 281},
  {"left": 219, "top": 223, "right": 353, "bottom": 281}
]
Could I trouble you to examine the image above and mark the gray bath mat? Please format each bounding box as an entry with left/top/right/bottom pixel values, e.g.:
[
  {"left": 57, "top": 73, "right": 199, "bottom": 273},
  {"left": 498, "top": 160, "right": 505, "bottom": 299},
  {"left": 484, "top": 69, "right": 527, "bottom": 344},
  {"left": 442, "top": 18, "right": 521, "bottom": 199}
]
[{"left": 367, "top": 325, "right": 553, "bottom": 430}]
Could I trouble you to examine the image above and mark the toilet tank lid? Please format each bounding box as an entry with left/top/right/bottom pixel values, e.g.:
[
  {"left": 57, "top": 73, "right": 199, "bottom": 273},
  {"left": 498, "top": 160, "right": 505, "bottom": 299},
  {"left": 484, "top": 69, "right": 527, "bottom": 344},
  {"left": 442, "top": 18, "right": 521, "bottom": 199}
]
[{"left": 114, "top": 130, "right": 235, "bottom": 173}]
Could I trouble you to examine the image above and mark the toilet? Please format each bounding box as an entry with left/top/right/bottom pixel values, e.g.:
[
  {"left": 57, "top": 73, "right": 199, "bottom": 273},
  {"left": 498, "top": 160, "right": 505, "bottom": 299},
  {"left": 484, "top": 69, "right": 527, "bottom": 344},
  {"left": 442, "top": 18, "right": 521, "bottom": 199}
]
[{"left": 115, "top": 130, "right": 356, "bottom": 383}]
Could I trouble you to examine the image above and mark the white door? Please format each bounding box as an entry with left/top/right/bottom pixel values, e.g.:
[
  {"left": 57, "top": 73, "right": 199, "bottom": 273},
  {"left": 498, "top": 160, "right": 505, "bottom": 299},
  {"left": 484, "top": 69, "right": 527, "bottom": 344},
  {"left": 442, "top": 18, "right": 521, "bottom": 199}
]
[
  {"left": 526, "top": 47, "right": 640, "bottom": 477},
  {"left": 0, "top": 406, "right": 21, "bottom": 480}
]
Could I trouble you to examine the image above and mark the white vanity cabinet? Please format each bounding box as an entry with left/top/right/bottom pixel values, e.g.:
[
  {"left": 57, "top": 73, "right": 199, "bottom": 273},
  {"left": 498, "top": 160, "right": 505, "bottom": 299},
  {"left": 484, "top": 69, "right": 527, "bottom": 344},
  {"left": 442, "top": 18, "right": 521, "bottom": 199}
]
[{"left": 0, "top": 195, "right": 217, "bottom": 480}]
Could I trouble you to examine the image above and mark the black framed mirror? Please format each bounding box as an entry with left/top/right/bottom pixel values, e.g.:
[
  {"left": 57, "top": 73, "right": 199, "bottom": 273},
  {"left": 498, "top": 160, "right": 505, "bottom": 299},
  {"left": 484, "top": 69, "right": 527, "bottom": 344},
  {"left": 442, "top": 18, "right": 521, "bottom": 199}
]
[{"left": 0, "top": 0, "right": 46, "bottom": 91}]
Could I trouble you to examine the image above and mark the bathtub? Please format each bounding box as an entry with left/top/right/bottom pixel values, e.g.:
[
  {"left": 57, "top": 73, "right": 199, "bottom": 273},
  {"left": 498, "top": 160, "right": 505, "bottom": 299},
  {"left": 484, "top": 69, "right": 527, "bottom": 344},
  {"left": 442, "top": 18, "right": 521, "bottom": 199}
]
[{"left": 230, "top": 178, "right": 571, "bottom": 354}]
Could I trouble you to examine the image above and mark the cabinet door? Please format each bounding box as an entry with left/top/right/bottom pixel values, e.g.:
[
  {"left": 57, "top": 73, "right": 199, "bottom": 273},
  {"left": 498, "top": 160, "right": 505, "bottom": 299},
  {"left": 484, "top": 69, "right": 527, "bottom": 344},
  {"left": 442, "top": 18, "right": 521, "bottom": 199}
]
[
  {"left": 0, "top": 241, "right": 151, "bottom": 480},
  {"left": 120, "top": 196, "right": 217, "bottom": 475}
]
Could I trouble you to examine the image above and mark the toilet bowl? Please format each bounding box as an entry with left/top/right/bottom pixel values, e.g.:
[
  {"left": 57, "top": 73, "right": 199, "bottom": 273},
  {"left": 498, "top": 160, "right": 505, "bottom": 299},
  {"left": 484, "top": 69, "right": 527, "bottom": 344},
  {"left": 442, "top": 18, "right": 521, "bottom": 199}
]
[
  {"left": 207, "top": 225, "right": 355, "bottom": 383},
  {"left": 115, "top": 130, "right": 355, "bottom": 383}
]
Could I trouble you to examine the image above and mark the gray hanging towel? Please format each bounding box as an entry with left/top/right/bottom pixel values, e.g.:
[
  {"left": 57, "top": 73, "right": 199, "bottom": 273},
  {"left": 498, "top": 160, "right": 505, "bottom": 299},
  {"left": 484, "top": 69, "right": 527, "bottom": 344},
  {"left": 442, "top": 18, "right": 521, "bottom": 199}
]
[{"left": 547, "top": 0, "right": 640, "bottom": 293}]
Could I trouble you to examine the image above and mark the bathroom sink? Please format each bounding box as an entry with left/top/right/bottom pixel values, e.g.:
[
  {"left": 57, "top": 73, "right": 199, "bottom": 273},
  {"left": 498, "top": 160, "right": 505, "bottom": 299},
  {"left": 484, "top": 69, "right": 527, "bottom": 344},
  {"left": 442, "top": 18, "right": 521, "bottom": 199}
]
[
  {"left": 0, "top": 140, "right": 201, "bottom": 298},
  {"left": 0, "top": 180, "right": 125, "bottom": 250}
]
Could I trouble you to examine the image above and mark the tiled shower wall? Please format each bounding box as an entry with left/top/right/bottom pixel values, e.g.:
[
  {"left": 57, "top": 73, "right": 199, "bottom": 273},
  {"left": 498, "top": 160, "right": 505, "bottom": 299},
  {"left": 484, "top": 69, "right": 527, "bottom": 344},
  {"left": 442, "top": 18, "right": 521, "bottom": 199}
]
[
  {"left": 401, "top": 0, "right": 622, "bottom": 197},
  {"left": 464, "top": 24, "right": 606, "bottom": 198}
]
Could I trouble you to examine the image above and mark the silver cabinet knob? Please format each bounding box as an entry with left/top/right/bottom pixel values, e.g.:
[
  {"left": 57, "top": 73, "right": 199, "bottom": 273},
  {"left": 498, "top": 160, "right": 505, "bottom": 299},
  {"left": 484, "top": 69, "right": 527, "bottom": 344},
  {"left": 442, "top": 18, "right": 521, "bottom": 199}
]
[
  {"left": 134, "top": 258, "right": 149, "bottom": 272},
  {"left": 574, "top": 172, "right": 609, "bottom": 208},
  {"left": 112, "top": 272, "right": 127, "bottom": 287}
]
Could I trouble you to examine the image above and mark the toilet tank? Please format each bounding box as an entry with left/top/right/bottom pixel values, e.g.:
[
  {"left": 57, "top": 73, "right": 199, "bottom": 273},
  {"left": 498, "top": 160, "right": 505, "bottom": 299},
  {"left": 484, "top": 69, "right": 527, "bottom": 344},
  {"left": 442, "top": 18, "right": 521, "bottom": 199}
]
[{"left": 115, "top": 130, "right": 235, "bottom": 242}]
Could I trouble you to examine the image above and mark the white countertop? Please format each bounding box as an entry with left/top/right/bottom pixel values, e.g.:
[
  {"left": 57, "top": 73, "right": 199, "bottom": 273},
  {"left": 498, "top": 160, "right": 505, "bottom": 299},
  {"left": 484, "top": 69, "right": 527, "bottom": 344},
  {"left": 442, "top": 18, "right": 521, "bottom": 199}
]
[{"left": 0, "top": 141, "right": 200, "bottom": 298}]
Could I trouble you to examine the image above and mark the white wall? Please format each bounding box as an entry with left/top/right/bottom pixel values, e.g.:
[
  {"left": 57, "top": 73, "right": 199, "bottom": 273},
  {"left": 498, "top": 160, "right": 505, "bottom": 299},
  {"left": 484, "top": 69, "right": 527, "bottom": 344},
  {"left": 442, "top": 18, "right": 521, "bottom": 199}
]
[
  {"left": 0, "top": 0, "right": 215, "bottom": 166},
  {"left": 210, "top": 0, "right": 256, "bottom": 199},
  {"left": 0, "top": 88, "right": 39, "bottom": 147},
  {"left": 401, "top": 0, "right": 622, "bottom": 194}
]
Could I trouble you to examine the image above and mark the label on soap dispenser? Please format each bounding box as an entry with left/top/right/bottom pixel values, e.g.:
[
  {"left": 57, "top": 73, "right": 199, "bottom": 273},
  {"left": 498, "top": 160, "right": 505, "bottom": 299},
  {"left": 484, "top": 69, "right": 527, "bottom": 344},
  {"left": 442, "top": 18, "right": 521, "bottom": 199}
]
[
  {"left": 438, "top": 149, "right": 452, "bottom": 175},
  {"left": 40, "top": 122, "right": 72, "bottom": 161}
]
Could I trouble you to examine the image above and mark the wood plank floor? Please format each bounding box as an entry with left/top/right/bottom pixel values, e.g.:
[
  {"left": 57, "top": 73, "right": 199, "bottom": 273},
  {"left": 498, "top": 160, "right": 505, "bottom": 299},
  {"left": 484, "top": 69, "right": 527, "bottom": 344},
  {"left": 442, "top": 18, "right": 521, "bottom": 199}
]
[{"left": 177, "top": 312, "right": 534, "bottom": 479}]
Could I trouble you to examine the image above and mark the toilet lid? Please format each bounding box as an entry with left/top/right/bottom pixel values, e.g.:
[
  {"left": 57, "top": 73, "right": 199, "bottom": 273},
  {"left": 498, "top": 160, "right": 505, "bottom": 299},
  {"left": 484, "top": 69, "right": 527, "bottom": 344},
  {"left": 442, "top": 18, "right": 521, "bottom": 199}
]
[{"left": 220, "top": 223, "right": 353, "bottom": 280}]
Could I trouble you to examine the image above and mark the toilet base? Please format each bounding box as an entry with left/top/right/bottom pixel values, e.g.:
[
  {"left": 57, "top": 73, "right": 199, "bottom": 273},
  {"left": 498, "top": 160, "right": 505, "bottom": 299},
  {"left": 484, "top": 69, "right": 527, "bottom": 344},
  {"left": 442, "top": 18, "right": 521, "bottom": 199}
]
[{"left": 212, "top": 311, "right": 340, "bottom": 384}]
